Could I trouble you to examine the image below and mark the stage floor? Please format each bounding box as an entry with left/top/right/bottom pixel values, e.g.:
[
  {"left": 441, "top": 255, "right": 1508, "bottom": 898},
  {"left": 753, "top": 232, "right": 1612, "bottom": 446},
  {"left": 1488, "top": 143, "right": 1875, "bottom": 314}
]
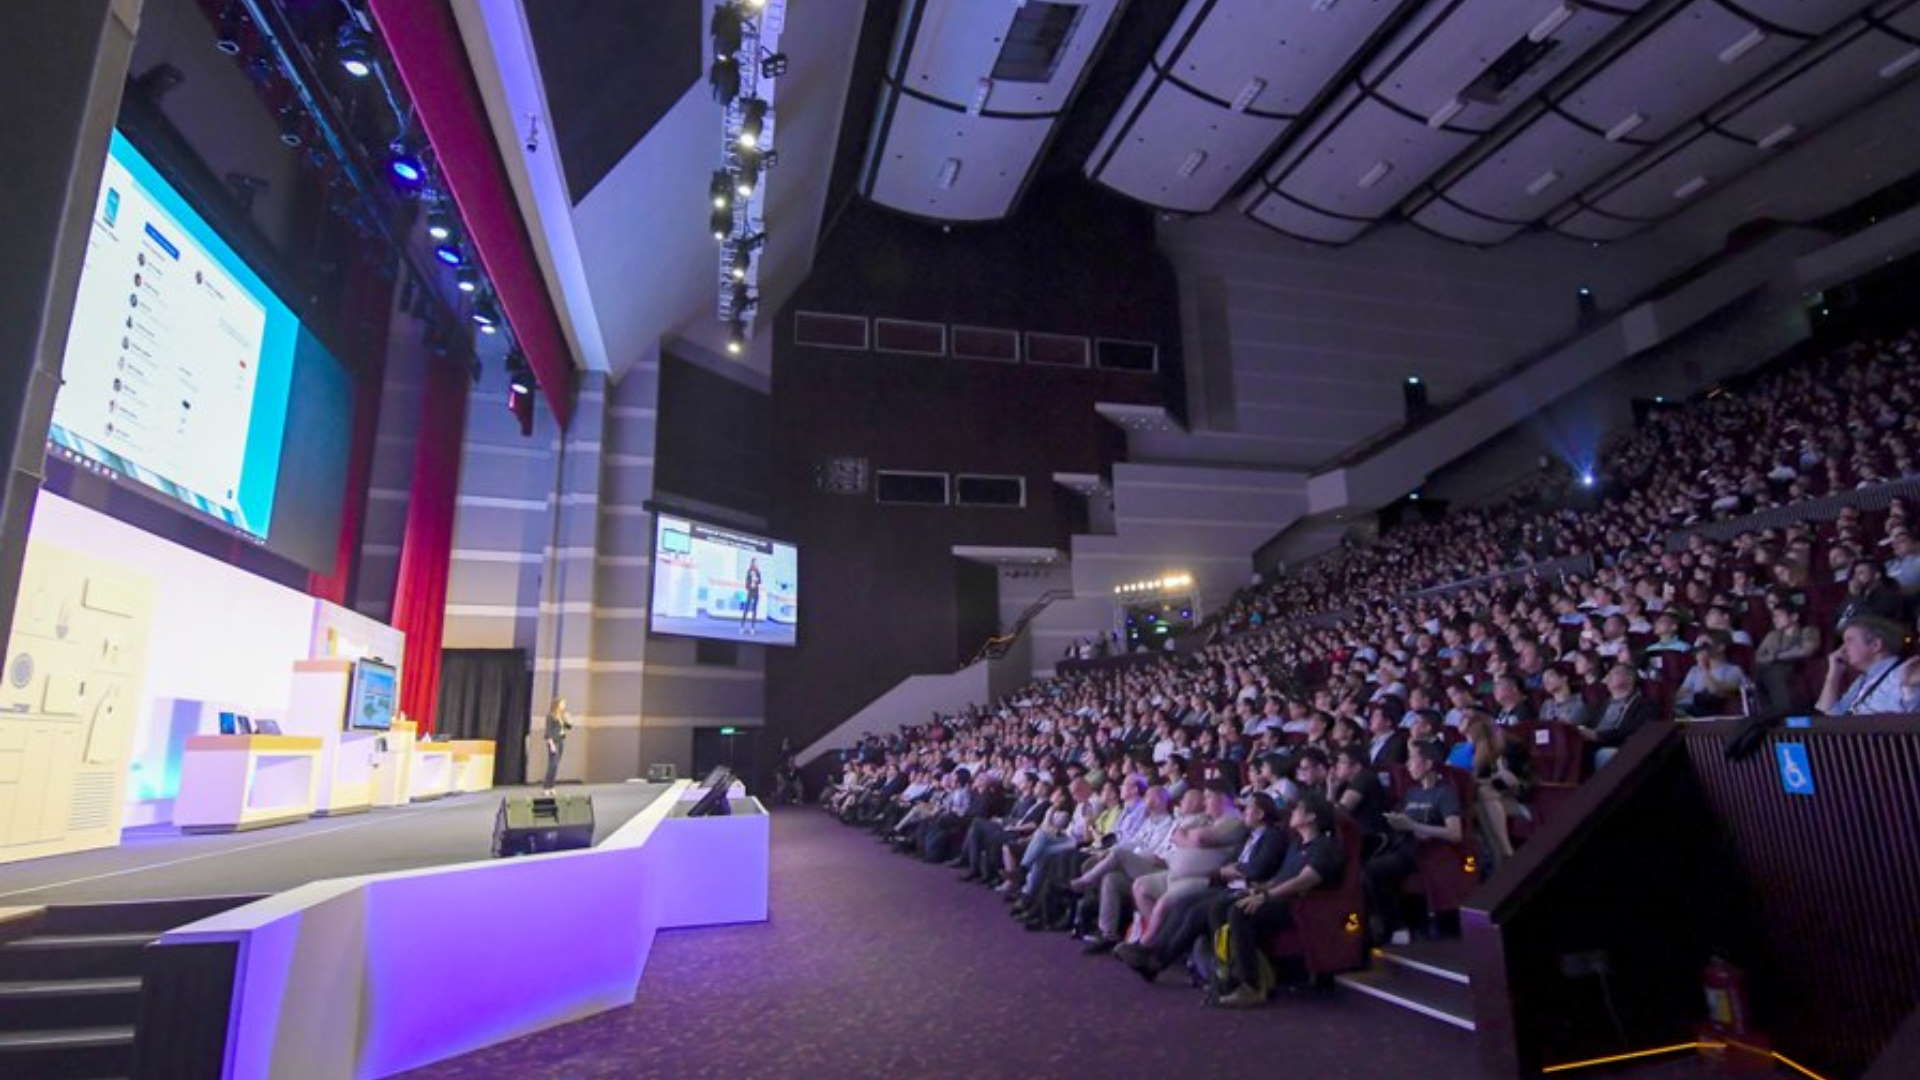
[{"left": 0, "top": 782, "right": 674, "bottom": 907}]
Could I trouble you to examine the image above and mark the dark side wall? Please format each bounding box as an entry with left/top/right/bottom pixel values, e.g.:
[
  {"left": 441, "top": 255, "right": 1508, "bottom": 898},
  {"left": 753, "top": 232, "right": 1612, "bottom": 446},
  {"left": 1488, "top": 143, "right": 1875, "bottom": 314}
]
[{"left": 766, "top": 178, "right": 1179, "bottom": 753}]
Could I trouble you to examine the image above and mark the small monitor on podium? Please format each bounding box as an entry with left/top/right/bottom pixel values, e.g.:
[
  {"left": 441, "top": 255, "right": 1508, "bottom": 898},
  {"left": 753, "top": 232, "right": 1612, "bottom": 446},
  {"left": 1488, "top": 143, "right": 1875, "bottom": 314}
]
[{"left": 347, "top": 658, "right": 397, "bottom": 731}]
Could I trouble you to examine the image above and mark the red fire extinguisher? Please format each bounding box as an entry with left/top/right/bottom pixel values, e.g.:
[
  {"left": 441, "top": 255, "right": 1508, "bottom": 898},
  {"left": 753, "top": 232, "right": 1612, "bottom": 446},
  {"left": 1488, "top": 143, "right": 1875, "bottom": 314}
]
[{"left": 1702, "top": 956, "right": 1750, "bottom": 1037}]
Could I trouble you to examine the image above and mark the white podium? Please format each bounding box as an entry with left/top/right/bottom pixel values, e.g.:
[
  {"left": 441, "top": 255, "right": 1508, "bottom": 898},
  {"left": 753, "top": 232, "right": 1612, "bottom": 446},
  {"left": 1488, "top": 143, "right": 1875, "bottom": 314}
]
[
  {"left": 284, "top": 659, "right": 379, "bottom": 816},
  {"left": 173, "top": 735, "right": 321, "bottom": 832}
]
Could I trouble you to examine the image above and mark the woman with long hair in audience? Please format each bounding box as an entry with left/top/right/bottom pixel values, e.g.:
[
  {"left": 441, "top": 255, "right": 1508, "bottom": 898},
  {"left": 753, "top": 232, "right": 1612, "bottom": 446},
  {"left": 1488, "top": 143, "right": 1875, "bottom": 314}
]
[{"left": 1457, "top": 713, "right": 1531, "bottom": 861}]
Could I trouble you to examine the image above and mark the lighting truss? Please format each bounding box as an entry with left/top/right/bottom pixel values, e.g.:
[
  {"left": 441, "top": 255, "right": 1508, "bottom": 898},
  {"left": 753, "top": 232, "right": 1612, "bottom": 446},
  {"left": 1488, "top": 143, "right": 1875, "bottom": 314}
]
[{"left": 715, "top": 0, "right": 787, "bottom": 331}]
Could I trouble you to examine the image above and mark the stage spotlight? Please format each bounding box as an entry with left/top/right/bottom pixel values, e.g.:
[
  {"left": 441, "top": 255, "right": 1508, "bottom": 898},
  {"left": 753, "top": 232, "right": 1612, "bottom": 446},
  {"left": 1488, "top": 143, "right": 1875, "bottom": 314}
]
[
  {"left": 710, "top": 169, "right": 734, "bottom": 210},
  {"left": 712, "top": 3, "right": 746, "bottom": 57},
  {"left": 434, "top": 243, "right": 465, "bottom": 267},
  {"left": 276, "top": 104, "right": 304, "bottom": 147},
  {"left": 479, "top": 322, "right": 499, "bottom": 336},
  {"left": 1580, "top": 472, "right": 1595, "bottom": 487},
  {"left": 214, "top": 2, "right": 246, "bottom": 55},
  {"left": 471, "top": 300, "right": 498, "bottom": 327},
  {"left": 506, "top": 351, "right": 535, "bottom": 394},
  {"left": 388, "top": 148, "right": 426, "bottom": 189},
  {"left": 760, "top": 52, "right": 789, "bottom": 79},
  {"left": 735, "top": 156, "right": 761, "bottom": 198},
  {"left": 737, "top": 97, "right": 768, "bottom": 149},
  {"left": 729, "top": 242, "right": 752, "bottom": 281},
  {"left": 455, "top": 266, "right": 480, "bottom": 292},
  {"left": 337, "top": 22, "right": 374, "bottom": 78},
  {"left": 709, "top": 55, "right": 741, "bottom": 105},
  {"left": 426, "top": 208, "right": 455, "bottom": 241},
  {"left": 710, "top": 204, "right": 733, "bottom": 241},
  {"left": 726, "top": 318, "right": 747, "bottom": 355}
]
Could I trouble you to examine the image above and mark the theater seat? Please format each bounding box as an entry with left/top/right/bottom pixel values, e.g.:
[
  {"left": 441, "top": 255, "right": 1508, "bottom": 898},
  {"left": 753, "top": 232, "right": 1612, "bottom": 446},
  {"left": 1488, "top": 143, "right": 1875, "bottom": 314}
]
[
  {"left": 1262, "top": 813, "right": 1368, "bottom": 979},
  {"left": 1401, "top": 766, "right": 1481, "bottom": 916}
]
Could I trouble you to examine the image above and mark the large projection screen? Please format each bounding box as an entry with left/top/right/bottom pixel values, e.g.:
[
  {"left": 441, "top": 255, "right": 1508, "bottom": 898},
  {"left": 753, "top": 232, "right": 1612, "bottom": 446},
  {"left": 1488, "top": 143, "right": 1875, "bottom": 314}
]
[
  {"left": 649, "top": 514, "right": 798, "bottom": 646},
  {"left": 48, "top": 129, "right": 330, "bottom": 547}
]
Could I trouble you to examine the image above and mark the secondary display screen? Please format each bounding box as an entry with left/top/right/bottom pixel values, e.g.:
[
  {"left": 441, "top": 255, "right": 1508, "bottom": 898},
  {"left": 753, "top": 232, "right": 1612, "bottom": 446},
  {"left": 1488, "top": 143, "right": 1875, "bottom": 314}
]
[
  {"left": 49, "top": 130, "right": 321, "bottom": 544},
  {"left": 650, "top": 514, "right": 798, "bottom": 646},
  {"left": 348, "top": 659, "right": 398, "bottom": 731}
]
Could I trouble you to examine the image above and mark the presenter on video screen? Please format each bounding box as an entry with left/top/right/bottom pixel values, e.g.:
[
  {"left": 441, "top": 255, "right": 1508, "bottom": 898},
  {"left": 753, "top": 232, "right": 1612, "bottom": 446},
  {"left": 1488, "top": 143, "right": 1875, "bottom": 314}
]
[
  {"left": 542, "top": 697, "right": 573, "bottom": 794},
  {"left": 740, "top": 557, "right": 763, "bottom": 636}
]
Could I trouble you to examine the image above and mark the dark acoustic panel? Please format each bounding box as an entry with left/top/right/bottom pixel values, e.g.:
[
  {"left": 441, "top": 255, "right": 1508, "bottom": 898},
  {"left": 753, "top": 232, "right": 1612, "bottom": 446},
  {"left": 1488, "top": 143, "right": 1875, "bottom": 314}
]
[
  {"left": 1025, "top": 331, "right": 1090, "bottom": 367},
  {"left": 793, "top": 310, "right": 870, "bottom": 350},
  {"left": 873, "top": 318, "right": 946, "bottom": 357},
  {"left": 955, "top": 474, "right": 1025, "bottom": 507},
  {"left": 695, "top": 638, "right": 739, "bottom": 666},
  {"left": 656, "top": 352, "right": 771, "bottom": 518},
  {"left": 525, "top": 0, "right": 702, "bottom": 204},
  {"left": 952, "top": 325, "right": 1020, "bottom": 362},
  {"left": 1095, "top": 338, "right": 1157, "bottom": 373},
  {"left": 875, "top": 471, "right": 949, "bottom": 505}
]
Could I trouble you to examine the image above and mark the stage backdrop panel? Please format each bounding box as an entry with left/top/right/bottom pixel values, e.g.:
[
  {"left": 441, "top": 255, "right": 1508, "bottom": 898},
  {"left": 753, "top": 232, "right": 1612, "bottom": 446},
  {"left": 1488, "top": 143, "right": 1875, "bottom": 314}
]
[
  {"left": 25, "top": 491, "right": 401, "bottom": 826},
  {"left": 0, "top": 538, "right": 155, "bottom": 865}
]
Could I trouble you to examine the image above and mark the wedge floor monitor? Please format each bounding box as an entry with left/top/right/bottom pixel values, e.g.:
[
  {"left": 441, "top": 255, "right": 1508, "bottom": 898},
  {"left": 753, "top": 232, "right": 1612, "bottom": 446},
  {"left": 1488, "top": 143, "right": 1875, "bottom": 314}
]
[{"left": 650, "top": 513, "right": 798, "bottom": 646}]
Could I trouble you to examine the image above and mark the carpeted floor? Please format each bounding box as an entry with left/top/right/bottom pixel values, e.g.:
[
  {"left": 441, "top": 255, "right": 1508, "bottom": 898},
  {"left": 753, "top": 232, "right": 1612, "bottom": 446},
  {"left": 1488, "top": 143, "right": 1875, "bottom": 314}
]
[{"left": 403, "top": 808, "right": 1502, "bottom": 1080}]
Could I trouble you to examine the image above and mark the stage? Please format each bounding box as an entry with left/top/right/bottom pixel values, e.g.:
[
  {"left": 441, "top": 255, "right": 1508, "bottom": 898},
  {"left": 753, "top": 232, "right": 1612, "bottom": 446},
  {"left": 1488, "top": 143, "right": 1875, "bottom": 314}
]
[{"left": 0, "top": 782, "right": 675, "bottom": 906}]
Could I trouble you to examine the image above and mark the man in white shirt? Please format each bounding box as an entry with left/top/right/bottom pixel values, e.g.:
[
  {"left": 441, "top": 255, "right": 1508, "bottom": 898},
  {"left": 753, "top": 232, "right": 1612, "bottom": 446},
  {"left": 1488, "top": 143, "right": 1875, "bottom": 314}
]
[
  {"left": 1885, "top": 532, "right": 1920, "bottom": 594},
  {"left": 1818, "top": 616, "right": 1909, "bottom": 716}
]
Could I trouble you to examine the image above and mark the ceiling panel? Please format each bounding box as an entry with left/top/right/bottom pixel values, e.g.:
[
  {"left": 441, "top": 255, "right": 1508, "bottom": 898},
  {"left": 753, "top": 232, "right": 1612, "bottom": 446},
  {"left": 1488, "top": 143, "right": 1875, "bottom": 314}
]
[
  {"left": 1084, "top": 0, "right": 1410, "bottom": 213},
  {"left": 1243, "top": 0, "right": 1640, "bottom": 244},
  {"left": 859, "top": 0, "right": 1127, "bottom": 221}
]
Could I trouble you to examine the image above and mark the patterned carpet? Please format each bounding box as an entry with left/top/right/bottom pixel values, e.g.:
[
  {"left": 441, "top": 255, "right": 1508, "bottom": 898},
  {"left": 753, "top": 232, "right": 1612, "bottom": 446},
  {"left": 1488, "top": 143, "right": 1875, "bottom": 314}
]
[{"left": 399, "top": 809, "right": 1698, "bottom": 1080}]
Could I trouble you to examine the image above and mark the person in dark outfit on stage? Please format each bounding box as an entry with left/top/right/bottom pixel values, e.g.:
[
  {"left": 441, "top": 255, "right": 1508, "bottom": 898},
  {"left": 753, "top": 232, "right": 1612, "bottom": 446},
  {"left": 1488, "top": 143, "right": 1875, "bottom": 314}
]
[
  {"left": 739, "top": 558, "right": 763, "bottom": 636},
  {"left": 542, "top": 696, "right": 572, "bottom": 794}
]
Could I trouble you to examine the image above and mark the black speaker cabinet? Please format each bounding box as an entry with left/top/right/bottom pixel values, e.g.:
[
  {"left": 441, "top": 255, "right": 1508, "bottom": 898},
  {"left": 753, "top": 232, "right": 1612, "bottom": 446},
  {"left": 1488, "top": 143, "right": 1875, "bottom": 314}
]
[{"left": 492, "top": 793, "right": 594, "bottom": 857}]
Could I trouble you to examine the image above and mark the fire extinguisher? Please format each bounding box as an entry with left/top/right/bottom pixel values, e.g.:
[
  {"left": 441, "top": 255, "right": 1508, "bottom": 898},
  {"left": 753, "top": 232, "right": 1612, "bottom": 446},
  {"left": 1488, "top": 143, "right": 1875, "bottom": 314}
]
[{"left": 1702, "top": 955, "right": 1750, "bottom": 1037}]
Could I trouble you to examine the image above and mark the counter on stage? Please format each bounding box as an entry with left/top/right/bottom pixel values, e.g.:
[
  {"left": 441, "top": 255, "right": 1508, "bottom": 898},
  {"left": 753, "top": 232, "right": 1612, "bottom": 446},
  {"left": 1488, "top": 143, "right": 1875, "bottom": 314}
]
[
  {"left": 172, "top": 735, "right": 323, "bottom": 833},
  {"left": 445, "top": 739, "right": 496, "bottom": 792}
]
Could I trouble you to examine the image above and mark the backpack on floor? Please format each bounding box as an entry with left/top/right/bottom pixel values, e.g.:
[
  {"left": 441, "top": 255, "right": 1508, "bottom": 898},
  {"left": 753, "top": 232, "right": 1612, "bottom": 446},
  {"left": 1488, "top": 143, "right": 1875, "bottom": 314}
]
[{"left": 1209, "top": 921, "right": 1275, "bottom": 999}]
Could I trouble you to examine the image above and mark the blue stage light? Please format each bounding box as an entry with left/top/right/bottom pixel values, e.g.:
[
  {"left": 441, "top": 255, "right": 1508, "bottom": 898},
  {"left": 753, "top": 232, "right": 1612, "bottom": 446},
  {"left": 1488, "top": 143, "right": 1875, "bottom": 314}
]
[
  {"left": 389, "top": 153, "right": 425, "bottom": 187},
  {"left": 1581, "top": 472, "right": 1595, "bottom": 487},
  {"left": 434, "top": 244, "right": 464, "bottom": 266}
]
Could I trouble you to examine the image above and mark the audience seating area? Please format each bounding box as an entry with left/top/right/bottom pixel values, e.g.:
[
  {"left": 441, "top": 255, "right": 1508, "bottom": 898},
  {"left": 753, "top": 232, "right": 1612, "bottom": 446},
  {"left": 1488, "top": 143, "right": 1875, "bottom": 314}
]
[{"left": 819, "top": 323, "right": 1920, "bottom": 1013}]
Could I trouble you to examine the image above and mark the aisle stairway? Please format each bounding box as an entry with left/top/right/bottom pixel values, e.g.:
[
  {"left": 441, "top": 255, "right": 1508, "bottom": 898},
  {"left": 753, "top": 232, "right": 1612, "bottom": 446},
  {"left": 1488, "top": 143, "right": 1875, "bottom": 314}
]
[
  {"left": 1338, "top": 938, "right": 1477, "bottom": 1032},
  {"left": 0, "top": 896, "right": 256, "bottom": 1079}
]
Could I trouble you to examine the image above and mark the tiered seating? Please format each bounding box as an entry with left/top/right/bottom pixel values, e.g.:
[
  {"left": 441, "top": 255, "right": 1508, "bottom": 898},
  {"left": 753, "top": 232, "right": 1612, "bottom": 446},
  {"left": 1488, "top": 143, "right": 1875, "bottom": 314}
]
[{"left": 818, "top": 323, "right": 1920, "bottom": 1010}]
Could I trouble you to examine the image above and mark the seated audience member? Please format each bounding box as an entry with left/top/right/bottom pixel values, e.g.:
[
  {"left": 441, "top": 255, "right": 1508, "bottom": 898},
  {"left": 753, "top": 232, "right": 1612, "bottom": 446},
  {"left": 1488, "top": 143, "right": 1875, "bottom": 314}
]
[
  {"left": 1072, "top": 786, "right": 1177, "bottom": 952},
  {"left": 1538, "top": 665, "right": 1593, "bottom": 728},
  {"left": 1834, "top": 561, "right": 1903, "bottom": 630},
  {"left": 1645, "top": 613, "right": 1690, "bottom": 653},
  {"left": 1490, "top": 675, "right": 1536, "bottom": 727},
  {"left": 1581, "top": 663, "right": 1656, "bottom": 768},
  {"left": 999, "top": 783, "right": 1074, "bottom": 895},
  {"left": 1458, "top": 713, "right": 1530, "bottom": 860},
  {"left": 1755, "top": 602, "right": 1822, "bottom": 711},
  {"left": 1330, "top": 744, "right": 1390, "bottom": 848},
  {"left": 1817, "top": 615, "right": 1909, "bottom": 715},
  {"left": 1887, "top": 531, "right": 1920, "bottom": 595},
  {"left": 1114, "top": 792, "right": 1289, "bottom": 981},
  {"left": 1365, "top": 698, "right": 1410, "bottom": 769},
  {"left": 1129, "top": 787, "right": 1247, "bottom": 946},
  {"left": 1211, "top": 793, "right": 1346, "bottom": 1008},
  {"left": 956, "top": 774, "right": 1046, "bottom": 883},
  {"left": 1366, "top": 740, "right": 1464, "bottom": 946},
  {"left": 1675, "top": 638, "right": 1753, "bottom": 717}
]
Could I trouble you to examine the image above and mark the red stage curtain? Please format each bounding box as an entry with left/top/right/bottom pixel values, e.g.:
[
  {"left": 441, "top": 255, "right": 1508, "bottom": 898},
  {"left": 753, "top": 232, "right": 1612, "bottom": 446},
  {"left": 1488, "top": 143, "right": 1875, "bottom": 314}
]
[{"left": 391, "top": 357, "right": 469, "bottom": 732}]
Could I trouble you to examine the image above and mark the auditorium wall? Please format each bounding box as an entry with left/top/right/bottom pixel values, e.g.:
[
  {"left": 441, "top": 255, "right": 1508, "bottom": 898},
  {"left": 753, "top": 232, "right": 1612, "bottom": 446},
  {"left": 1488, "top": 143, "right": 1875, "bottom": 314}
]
[{"left": 765, "top": 182, "right": 1176, "bottom": 758}]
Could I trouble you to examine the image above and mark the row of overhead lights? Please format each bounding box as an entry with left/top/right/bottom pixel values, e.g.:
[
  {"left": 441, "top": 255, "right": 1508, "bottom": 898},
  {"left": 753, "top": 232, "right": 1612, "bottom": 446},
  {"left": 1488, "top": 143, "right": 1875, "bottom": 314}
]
[
  {"left": 1114, "top": 573, "right": 1194, "bottom": 596},
  {"left": 329, "top": 5, "right": 529, "bottom": 402},
  {"left": 708, "top": 0, "right": 788, "bottom": 356}
]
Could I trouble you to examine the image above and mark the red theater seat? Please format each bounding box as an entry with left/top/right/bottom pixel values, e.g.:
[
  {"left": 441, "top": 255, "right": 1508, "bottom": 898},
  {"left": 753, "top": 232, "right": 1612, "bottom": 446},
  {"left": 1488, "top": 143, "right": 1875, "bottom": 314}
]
[
  {"left": 1400, "top": 766, "right": 1481, "bottom": 916},
  {"left": 1262, "top": 813, "right": 1368, "bottom": 979}
]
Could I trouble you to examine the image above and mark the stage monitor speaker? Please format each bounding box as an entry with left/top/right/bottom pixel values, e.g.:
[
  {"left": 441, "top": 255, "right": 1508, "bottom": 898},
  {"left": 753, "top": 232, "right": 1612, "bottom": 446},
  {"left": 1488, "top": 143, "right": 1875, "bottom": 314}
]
[{"left": 492, "top": 793, "right": 594, "bottom": 857}]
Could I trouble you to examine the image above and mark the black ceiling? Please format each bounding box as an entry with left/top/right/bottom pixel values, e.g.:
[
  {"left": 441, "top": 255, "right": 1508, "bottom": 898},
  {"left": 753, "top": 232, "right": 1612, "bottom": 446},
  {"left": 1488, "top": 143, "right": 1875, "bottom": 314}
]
[{"left": 527, "top": 0, "right": 703, "bottom": 205}]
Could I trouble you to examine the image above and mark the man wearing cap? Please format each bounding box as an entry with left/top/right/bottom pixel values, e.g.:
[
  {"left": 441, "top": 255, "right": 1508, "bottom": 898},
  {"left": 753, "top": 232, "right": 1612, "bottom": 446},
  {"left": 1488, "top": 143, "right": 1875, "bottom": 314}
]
[
  {"left": 1675, "top": 637, "right": 1753, "bottom": 717},
  {"left": 1817, "top": 615, "right": 1909, "bottom": 716}
]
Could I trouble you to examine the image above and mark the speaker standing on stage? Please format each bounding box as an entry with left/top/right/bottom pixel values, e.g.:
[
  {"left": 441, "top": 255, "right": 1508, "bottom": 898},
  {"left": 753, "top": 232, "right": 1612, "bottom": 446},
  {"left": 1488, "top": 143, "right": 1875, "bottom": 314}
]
[
  {"left": 740, "top": 558, "right": 763, "bottom": 636},
  {"left": 543, "top": 697, "right": 572, "bottom": 794}
]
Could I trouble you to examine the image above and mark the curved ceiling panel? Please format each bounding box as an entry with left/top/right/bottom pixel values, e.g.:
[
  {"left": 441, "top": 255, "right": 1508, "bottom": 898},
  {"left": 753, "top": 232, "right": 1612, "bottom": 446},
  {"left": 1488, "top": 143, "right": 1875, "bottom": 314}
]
[
  {"left": 1083, "top": 0, "right": 1413, "bottom": 213},
  {"left": 1241, "top": 0, "right": 1638, "bottom": 244},
  {"left": 1549, "top": 0, "right": 1920, "bottom": 241},
  {"left": 1410, "top": 0, "right": 1874, "bottom": 244},
  {"left": 858, "top": 0, "right": 1127, "bottom": 221}
]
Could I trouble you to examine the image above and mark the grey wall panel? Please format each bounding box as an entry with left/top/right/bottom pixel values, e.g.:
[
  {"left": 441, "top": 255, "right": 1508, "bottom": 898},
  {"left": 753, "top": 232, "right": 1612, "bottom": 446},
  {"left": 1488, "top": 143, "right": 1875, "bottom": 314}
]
[{"left": 640, "top": 673, "right": 767, "bottom": 717}]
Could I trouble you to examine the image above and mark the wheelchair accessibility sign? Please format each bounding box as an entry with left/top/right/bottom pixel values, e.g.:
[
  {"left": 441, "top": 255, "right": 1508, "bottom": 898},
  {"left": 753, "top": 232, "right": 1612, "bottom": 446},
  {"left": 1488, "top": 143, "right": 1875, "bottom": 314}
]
[{"left": 1776, "top": 742, "right": 1815, "bottom": 796}]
